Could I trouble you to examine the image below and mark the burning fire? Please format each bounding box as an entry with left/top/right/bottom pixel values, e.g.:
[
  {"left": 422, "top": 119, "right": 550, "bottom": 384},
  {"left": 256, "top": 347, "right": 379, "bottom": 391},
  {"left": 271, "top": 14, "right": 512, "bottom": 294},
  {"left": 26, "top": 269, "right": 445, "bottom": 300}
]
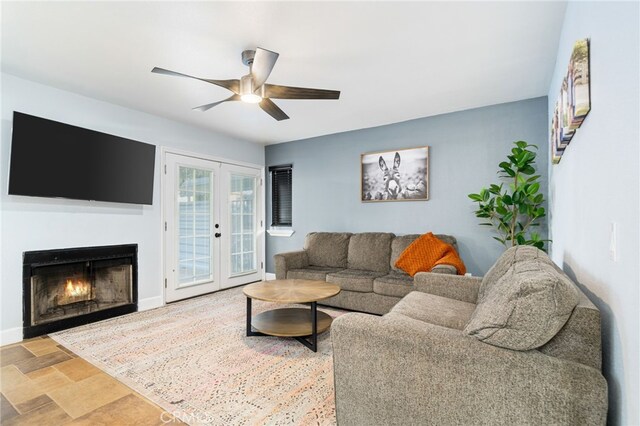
[{"left": 63, "top": 279, "right": 91, "bottom": 301}]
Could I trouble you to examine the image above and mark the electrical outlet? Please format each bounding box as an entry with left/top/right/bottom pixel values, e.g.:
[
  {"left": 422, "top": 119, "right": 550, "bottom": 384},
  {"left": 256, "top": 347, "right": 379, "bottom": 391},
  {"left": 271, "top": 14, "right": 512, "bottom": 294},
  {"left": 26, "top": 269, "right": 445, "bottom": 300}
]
[{"left": 609, "top": 222, "right": 618, "bottom": 262}]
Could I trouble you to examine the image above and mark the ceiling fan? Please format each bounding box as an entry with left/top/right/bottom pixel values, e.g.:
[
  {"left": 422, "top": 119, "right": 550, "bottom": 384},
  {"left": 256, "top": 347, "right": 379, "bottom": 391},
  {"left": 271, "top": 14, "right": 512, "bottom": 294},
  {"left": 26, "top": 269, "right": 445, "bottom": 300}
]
[{"left": 152, "top": 47, "right": 340, "bottom": 121}]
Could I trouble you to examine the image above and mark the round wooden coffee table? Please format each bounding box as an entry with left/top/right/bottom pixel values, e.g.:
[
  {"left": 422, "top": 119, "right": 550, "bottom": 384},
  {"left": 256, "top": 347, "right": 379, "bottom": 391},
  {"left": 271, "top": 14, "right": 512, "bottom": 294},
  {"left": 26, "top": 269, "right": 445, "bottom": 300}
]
[{"left": 243, "top": 279, "right": 341, "bottom": 352}]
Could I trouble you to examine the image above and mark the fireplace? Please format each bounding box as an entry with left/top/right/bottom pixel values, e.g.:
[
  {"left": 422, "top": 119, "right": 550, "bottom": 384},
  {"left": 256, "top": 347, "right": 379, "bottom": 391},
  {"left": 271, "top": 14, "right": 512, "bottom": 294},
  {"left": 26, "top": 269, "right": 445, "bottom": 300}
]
[{"left": 23, "top": 244, "right": 138, "bottom": 338}]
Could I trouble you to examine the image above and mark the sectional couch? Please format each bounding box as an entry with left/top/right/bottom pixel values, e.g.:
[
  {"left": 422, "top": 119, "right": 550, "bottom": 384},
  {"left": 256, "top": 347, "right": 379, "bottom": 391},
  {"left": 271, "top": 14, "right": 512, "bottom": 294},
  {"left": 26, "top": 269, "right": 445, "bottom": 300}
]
[
  {"left": 331, "top": 245, "right": 608, "bottom": 425},
  {"left": 274, "top": 232, "right": 460, "bottom": 315}
]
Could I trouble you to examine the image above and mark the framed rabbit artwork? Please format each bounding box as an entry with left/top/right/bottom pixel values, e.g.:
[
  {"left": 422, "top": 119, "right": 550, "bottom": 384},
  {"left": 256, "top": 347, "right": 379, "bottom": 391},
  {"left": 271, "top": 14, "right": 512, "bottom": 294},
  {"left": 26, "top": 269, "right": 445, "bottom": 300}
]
[{"left": 361, "top": 146, "right": 429, "bottom": 202}]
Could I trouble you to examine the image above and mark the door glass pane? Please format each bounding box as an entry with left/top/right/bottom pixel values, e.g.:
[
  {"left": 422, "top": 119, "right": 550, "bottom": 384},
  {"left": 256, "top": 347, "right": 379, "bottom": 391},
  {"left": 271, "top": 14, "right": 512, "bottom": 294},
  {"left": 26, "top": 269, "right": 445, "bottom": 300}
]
[
  {"left": 229, "top": 174, "right": 256, "bottom": 276},
  {"left": 178, "top": 166, "right": 213, "bottom": 285}
]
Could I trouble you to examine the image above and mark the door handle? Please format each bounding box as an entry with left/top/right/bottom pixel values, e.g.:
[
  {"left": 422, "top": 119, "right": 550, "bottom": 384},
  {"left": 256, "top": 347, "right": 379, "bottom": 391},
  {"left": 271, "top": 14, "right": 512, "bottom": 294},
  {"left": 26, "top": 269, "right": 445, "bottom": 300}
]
[{"left": 215, "top": 233, "right": 222, "bottom": 238}]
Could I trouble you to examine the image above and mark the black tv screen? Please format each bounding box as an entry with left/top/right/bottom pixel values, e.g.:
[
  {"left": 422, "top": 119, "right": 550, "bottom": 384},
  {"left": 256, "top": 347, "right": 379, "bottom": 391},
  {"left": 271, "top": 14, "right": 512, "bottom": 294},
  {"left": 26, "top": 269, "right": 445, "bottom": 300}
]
[{"left": 8, "top": 112, "right": 156, "bottom": 205}]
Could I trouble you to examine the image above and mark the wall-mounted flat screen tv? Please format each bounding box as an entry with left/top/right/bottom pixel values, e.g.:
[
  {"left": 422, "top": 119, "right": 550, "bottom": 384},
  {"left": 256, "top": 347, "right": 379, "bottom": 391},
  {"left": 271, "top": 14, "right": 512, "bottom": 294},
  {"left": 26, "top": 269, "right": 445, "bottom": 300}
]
[{"left": 8, "top": 112, "right": 156, "bottom": 205}]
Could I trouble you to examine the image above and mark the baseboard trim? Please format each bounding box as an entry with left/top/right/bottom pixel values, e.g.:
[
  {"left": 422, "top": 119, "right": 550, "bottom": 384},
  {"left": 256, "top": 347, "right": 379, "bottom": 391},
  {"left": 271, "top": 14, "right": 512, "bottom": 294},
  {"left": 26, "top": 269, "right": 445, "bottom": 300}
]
[
  {"left": 265, "top": 273, "right": 276, "bottom": 281},
  {"left": 0, "top": 327, "right": 23, "bottom": 346},
  {"left": 138, "top": 295, "right": 164, "bottom": 311}
]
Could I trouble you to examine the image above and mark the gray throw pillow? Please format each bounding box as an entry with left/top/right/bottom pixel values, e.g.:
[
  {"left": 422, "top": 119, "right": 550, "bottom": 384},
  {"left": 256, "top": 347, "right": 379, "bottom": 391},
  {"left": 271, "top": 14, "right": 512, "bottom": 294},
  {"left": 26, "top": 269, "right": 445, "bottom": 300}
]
[{"left": 464, "top": 258, "right": 579, "bottom": 351}]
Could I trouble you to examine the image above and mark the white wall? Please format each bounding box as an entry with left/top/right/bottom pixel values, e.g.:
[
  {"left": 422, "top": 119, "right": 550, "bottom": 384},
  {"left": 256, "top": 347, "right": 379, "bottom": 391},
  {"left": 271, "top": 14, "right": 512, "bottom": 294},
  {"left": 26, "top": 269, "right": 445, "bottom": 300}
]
[
  {"left": 547, "top": 2, "right": 639, "bottom": 424},
  {"left": 0, "top": 73, "right": 264, "bottom": 344}
]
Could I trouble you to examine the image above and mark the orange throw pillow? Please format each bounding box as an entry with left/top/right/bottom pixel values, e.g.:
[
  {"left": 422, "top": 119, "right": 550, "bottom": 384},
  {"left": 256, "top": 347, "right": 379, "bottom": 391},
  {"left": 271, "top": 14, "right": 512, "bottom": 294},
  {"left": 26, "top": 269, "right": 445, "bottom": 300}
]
[{"left": 394, "top": 233, "right": 466, "bottom": 276}]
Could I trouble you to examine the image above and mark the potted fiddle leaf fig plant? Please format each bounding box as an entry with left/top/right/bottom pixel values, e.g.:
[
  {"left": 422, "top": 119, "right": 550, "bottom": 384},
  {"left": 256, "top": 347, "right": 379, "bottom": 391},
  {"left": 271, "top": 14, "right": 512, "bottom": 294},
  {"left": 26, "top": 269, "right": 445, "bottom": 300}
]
[{"left": 468, "top": 140, "right": 548, "bottom": 250}]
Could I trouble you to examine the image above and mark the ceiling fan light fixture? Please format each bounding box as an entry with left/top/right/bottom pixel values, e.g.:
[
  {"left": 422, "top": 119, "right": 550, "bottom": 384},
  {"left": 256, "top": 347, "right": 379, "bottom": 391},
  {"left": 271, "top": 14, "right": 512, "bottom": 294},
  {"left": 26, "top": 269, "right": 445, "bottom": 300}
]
[
  {"left": 240, "top": 74, "right": 262, "bottom": 103},
  {"left": 241, "top": 93, "right": 262, "bottom": 103}
]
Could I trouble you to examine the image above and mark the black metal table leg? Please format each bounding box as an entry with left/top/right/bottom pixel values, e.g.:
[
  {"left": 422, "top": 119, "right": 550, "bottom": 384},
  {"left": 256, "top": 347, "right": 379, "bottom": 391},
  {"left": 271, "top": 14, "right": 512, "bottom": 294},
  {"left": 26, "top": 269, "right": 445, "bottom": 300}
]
[
  {"left": 246, "top": 297, "right": 265, "bottom": 337},
  {"left": 293, "top": 301, "right": 318, "bottom": 352},
  {"left": 246, "top": 297, "right": 251, "bottom": 336},
  {"left": 311, "top": 301, "right": 318, "bottom": 350}
]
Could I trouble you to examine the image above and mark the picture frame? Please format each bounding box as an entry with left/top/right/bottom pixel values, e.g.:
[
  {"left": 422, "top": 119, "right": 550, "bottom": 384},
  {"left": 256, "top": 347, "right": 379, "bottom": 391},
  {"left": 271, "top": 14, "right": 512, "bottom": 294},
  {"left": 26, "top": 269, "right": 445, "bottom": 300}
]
[
  {"left": 551, "top": 38, "right": 591, "bottom": 164},
  {"left": 361, "top": 146, "right": 429, "bottom": 202}
]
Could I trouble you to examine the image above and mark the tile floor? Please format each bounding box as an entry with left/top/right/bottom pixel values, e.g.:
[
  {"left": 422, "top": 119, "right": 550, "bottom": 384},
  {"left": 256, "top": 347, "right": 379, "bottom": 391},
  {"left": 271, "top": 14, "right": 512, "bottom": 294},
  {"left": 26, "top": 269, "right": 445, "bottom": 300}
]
[{"left": 1, "top": 336, "right": 182, "bottom": 425}]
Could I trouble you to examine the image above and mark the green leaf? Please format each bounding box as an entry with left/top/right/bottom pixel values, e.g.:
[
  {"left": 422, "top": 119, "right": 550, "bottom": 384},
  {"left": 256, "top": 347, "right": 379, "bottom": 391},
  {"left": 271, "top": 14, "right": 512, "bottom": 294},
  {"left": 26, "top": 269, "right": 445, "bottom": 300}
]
[
  {"left": 503, "top": 212, "right": 513, "bottom": 223},
  {"left": 503, "top": 167, "right": 516, "bottom": 177},
  {"left": 480, "top": 222, "right": 493, "bottom": 226},
  {"left": 489, "top": 184, "right": 502, "bottom": 195},
  {"left": 503, "top": 195, "right": 513, "bottom": 205},
  {"left": 515, "top": 141, "right": 528, "bottom": 149},
  {"left": 521, "top": 165, "right": 535, "bottom": 175},
  {"left": 496, "top": 205, "right": 508, "bottom": 215},
  {"left": 527, "top": 175, "right": 541, "bottom": 183},
  {"left": 468, "top": 193, "right": 483, "bottom": 202},
  {"left": 534, "top": 194, "right": 544, "bottom": 204},
  {"left": 516, "top": 234, "right": 526, "bottom": 245},
  {"left": 533, "top": 241, "right": 544, "bottom": 249},
  {"left": 527, "top": 182, "right": 540, "bottom": 194},
  {"left": 493, "top": 236, "right": 506, "bottom": 245}
]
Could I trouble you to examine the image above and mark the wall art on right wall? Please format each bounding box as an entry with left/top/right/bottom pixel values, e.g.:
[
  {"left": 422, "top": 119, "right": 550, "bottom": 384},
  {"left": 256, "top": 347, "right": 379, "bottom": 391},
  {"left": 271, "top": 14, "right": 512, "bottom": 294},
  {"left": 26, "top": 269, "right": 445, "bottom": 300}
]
[{"left": 551, "top": 38, "right": 591, "bottom": 164}]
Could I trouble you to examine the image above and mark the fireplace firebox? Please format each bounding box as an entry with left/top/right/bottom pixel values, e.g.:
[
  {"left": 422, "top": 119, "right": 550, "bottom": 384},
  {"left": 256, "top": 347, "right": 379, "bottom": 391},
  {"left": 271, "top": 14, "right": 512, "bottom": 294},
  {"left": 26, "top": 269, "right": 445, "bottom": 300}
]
[{"left": 23, "top": 244, "right": 138, "bottom": 338}]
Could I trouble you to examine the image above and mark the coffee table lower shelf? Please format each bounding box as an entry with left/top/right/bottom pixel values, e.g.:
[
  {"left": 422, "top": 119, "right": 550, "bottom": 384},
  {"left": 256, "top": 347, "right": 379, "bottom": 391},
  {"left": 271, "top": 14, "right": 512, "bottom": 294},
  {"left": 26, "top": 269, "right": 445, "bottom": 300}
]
[{"left": 246, "top": 299, "right": 332, "bottom": 352}]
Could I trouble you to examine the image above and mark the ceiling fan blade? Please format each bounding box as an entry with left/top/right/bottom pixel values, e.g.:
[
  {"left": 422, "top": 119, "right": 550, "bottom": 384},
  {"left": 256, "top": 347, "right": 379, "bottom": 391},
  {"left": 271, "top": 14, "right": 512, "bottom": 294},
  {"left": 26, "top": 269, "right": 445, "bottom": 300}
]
[
  {"left": 151, "top": 67, "right": 240, "bottom": 94},
  {"left": 259, "top": 98, "right": 289, "bottom": 121},
  {"left": 192, "top": 94, "right": 241, "bottom": 112},
  {"left": 251, "top": 48, "right": 279, "bottom": 89},
  {"left": 263, "top": 84, "right": 340, "bottom": 100}
]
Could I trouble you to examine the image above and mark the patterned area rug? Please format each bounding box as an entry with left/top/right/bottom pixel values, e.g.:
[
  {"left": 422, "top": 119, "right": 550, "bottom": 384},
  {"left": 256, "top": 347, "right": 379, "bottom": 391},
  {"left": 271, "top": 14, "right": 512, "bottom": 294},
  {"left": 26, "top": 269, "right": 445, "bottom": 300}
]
[{"left": 50, "top": 286, "right": 345, "bottom": 425}]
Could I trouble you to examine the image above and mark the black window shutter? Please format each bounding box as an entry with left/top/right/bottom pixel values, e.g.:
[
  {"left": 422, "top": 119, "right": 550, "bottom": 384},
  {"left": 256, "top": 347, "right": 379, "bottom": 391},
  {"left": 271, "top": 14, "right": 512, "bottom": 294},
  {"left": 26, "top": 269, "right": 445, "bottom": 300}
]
[{"left": 269, "top": 165, "right": 292, "bottom": 227}]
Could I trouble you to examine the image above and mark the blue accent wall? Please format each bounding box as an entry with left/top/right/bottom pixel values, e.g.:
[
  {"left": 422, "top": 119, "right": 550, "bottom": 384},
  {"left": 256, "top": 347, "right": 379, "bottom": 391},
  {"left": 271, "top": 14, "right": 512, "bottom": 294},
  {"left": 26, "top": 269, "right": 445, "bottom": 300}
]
[{"left": 265, "top": 97, "right": 548, "bottom": 275}]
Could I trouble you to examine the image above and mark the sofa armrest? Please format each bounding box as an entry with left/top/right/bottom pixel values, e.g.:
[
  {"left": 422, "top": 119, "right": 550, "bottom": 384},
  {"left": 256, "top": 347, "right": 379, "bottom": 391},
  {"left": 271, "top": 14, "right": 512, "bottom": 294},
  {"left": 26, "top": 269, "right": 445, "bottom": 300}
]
[
  {"left": 430, "top": 264, "right": 457, "bottom": 275},
  {"left": 332, "top": 313, "right": 607, "bottom": 426},
  {"left": 414, "top": 272, "right": 481, "bottom": 303},
  {"left": 274, "top": 250, "right": 309, "bottom": 280}
]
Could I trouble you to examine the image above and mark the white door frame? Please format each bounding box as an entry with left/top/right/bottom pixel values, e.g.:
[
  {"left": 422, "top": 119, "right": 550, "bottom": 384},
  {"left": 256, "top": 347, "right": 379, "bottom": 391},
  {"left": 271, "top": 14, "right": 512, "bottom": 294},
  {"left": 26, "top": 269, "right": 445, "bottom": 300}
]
[{"left": 161, "top": 147, "right": 265, "bottom": 304}]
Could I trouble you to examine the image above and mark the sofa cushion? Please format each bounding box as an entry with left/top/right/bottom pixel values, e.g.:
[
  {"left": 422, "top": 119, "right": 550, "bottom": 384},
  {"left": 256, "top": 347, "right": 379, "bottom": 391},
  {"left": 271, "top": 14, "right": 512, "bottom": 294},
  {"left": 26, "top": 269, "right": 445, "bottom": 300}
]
[
  {"left": 347, "top": 233, "right": 394, "bottom": 273},
  {"left": 304, "top": 232, "right": 352, "bottom": 268},
  {"left": 327, "top": 269, "right": 386, "bottom": 293},
  {"left": 390, "top": 234, "right": 458, "bottom": 273},
  {"left": 390, "top": 234, "right": 419, "bottom": 272},
  {"left": 373, "top": 273, "right": 414, "bottom": 298},
  {"left": 388, "top": 291, "right": 476, "bottom": 330},
  {"left": 287, "top": 266, "right": 344, "bottom": 281},
  {"left": 464, "top": 252, "right": 579, "bottom": 351},
  {"left": 478, "top": 245, "right": 554, "bottom": 301}
]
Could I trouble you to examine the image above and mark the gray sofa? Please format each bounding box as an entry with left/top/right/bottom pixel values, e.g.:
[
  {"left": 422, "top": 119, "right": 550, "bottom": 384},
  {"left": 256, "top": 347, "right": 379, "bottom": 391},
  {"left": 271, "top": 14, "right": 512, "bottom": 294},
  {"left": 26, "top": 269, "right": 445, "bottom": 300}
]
[
  {"left": 332, "top": 245, "right": 608, "bottom": 425},
  {"left": 274, "top": 232, "right": 460, "bottom": 315}
]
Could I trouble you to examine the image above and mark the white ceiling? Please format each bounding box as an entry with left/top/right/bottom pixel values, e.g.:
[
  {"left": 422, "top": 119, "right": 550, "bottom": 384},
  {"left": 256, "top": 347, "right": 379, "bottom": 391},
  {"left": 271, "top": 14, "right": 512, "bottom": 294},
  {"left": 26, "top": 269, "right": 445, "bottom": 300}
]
[{"left": 1, "top": 1, "right": 566, "bottom": 145}]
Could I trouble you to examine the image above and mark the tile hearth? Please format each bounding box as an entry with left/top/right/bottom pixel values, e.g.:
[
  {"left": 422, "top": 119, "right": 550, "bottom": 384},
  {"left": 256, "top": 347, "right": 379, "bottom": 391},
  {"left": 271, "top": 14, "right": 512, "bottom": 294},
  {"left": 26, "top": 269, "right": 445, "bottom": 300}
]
[{"left": 0, "top": 337, "right": 177, "bottom": 425}]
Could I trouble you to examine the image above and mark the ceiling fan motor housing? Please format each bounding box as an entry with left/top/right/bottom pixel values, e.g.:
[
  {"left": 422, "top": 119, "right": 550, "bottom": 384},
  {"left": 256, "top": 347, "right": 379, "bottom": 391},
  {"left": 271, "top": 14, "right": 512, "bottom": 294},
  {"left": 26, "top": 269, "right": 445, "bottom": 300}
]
[{"left": 241, "top": 50, "right": 256, "bottom": 66}]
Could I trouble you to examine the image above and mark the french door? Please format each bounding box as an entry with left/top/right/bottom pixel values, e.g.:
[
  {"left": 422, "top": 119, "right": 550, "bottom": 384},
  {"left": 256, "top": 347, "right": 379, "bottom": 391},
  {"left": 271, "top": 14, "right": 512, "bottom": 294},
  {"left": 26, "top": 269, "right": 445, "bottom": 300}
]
[{"left": 164, "top": 152, "right": 263, "bottom": 303}]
